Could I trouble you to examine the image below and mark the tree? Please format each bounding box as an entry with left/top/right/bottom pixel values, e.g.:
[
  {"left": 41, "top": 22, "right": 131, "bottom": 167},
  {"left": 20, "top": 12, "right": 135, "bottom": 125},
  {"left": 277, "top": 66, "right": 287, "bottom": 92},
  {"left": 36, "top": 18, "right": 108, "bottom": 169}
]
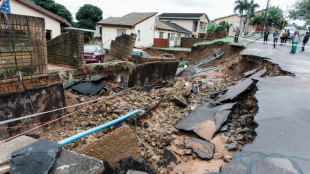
[
  {"left": 76, "top": 4, "right": 103, "bottom": 30},
  {"left": 234, "top": 0, "right": 248, "bottom": 30},
  {"left": 289, "top": 0, "right": 310, "bottom": 25},
  {"left": 244, "top": 0, "right": 260, "bottom": 35},
  {"left": 207, "top": 21, "right": 217, "bottom": 34},
  {"left": 29, "top": 0, "right": 73, "bottom": 25}
]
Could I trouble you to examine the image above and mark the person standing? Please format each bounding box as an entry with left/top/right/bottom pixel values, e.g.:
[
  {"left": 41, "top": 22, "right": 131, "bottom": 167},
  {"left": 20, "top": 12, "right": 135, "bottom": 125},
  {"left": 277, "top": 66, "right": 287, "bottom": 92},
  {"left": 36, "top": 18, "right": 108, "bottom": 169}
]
[
  {"left": 301, "top": 32, "right": 309, "bottom": 52},
  {"left": 273, "top": 29, "right": 280, "bottom": 48},
  {"left": 263, "top": 29, "right": 270, "bottom": 44},
  {"left": 285, "top": 29, "right": 290, "bottom": 43},
  {"left": 290, "top": 31, "right": 300, "bottom": 54},
  {"left": 280, "top": 29, "right": 287, "bottom": 45},
  {"left": 234, "top": 27, "right": 240, "bottom": 43}
]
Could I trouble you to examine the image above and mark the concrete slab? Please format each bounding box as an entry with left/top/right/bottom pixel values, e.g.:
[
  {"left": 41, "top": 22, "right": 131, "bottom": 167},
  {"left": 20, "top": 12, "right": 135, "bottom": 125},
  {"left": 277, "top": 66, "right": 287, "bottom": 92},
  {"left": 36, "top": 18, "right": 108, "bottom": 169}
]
[
  {"left": 50, "top": 150, "right": 108, "bottom": 174},
  {"left": 0, "top": 136, "right": 37, "bottom": 173},
  {"left": 10, "top": 139, "right": 62, "bottom": 174}
]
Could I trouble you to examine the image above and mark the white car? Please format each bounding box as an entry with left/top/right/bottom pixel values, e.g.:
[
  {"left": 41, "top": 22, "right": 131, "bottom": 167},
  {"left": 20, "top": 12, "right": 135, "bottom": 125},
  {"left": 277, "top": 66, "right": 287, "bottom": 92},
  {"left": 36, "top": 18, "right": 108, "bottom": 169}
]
[
  {"left": 280, "top": 27, "right": 297, "bottom": 39},
  {"left": 132, "top": 49, "right": 150, "bottom": 57}
]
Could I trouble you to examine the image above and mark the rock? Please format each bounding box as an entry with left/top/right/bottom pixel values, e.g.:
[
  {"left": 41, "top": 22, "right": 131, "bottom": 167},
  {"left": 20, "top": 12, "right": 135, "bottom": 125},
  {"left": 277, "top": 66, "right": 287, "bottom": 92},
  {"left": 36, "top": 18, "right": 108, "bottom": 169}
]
[
  {"left": 226, "top": 143, "right": 238, "bottom": 151},
  {"left": 184, "top": 149, "right": 193, "bottom": 155},
  {"left": 115, "top": 157, "right": 156, "bottom": 174},
  {"left": 192, "top": 83, "right": 199, "bottom": 94},
  {"left": 184, "top": 138, "right": 215, "bottom": 160},
  {"left": 172, "top": 94, "right": 188, "bottom": 108},
  {"left": 178, "top": 66, "right": 196, "bottom": 78},
  {"left": 150, "top": 155, "right": 161, "bottom": 164},
  {"left": 174, "top": 81, "right": 185, "bottom": 89},
  {"left": 50, "top": 150, "right": 112, "bottom": 174},
  {"left": 127, "top": 170, "right": 148, "bottom": 174},
  {"left": 162, "top": 149, "right": 177, "bottom": 167},
  {"left": 223, "top": 155, "right": 232, "bottom": 162},
  {"left": 0, "top": 136, "right": 37, "bottom": 174},
  {"left": 113, "top": 109, "right": 124, "bottom": 114},
  {"left": 10, "top": 139, "right": 62, "bottom": 174}
]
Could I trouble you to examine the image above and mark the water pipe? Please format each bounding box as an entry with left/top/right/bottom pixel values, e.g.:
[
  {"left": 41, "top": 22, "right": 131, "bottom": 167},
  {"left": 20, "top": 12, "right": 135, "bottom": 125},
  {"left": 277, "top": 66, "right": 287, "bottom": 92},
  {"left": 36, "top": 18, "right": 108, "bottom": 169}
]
[
  {"left": 58, "top": 109, "right": 141, "bottom": 146},
  {"left": 193, "top": 53, "right": 224, "bottom": 68},
  {"left": 193, "top": 67, "right": 216, "bottom": 75}
]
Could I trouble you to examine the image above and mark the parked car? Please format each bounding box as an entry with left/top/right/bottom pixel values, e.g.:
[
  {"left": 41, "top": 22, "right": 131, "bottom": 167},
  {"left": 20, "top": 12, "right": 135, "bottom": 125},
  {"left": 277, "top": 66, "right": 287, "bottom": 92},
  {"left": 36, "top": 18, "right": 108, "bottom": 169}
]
[
  {"left": 280, "top": 27, "right": 297, "bottom": 39},
  {"left": 84, "top": 45, "right": 105, "bottom": 64},
  {"left": 132, "top": 49, "right": 150, "bottom": 57}
]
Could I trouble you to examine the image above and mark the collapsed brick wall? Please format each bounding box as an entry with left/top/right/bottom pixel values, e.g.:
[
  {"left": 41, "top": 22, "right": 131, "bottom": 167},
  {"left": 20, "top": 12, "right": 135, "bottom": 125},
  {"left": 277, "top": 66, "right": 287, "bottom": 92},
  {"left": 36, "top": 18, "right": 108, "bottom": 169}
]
[
  {"left": 0, "top": 14, "right": 48, "bottom": 93},
  {"left": 107, "top": 33, "right": 137, "bottom": 61},
  {"left": 129, "top": 56, "right": 175, "bottom": 64},
  {"left": 0, "top": 83, "right": 66, "bottom": 140},
  {"left": 210, "top": 29, "right": 227, "bottom": 40},
  {"left": 47, "top": 30, "right": 84, "bottom": 69}
]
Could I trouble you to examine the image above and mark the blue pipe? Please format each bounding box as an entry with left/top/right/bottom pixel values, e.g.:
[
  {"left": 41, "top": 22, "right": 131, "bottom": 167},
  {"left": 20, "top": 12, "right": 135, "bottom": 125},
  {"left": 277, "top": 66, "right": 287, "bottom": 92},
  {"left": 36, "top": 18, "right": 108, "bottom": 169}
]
[
  {"left": 193, "top": 53, "right": 224, "bottom": 68},
  {"left": 193, "top": 67, "right": 216, "bottom": 75},
  {"left": 58, "top": 109, "right": 141, "bottom": 146}
]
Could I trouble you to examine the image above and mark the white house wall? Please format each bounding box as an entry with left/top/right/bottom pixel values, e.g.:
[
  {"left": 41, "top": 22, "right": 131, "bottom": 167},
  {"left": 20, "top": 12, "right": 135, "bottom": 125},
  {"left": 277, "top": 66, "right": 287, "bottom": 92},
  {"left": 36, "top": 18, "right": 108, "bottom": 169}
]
[
  {"left": 154, "top": 30, "right": 186, "bottom": 47},
  {"left": 101, "top": 15, "right": 156, "bottom": 49},
  {"left": 10, "top": 0, "right": 62, "bottom": 38}
]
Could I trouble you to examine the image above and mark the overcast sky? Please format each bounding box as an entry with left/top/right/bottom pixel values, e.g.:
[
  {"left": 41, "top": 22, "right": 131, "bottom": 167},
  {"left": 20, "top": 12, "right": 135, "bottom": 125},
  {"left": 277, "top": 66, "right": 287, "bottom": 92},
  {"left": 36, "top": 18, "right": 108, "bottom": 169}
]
[{"left": 55, "top": 0, "right": 304, "bottom": 25}]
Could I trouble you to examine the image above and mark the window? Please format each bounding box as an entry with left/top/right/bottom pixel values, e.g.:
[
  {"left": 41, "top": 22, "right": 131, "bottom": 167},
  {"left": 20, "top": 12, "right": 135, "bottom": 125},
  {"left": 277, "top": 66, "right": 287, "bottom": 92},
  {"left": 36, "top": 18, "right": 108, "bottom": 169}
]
[
  {"left": 170, "top": 33, "right": 175, "bottom": 41},
  {"left": 117, "top": 29, "right": 126, "bottom": 36},
  {"left": 141, "top": 52, "right": 150, "bottom": 57},
  {"left": 185, "top": 34, "right": 191, "bottom": 38},
  {"left": 159, "top": 32, "right": 164, "bottom": 39},
  {"left": 137, "top": 30, "right": 141, "bottom": 41},
  {"left": 177, "top": 34, "right": 181, "bottom": 40},
  {"left": 46, "top": 30, "right": 52, "bottom": 41},
  {"left": 193, "top": 22, "right": 198, "bottom": 32}
]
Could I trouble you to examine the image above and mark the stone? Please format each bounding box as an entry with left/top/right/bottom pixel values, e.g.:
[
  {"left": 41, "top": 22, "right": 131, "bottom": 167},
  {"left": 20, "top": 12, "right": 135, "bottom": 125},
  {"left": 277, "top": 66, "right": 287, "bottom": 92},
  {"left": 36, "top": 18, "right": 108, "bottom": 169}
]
[
  {"left": 0, "top": 136, "right": 37, "bottom": 174},
  {"left": 127, "top": 170, "right": 148, "bottom": 174},
  {"left": 115, "top": 157, "right": 156, "bottom": 174},
  {"left": 226, "top": 143, "right": 237, "bottom": 151},
  {"left": 184, "top": 149, "right": 193, "bottom": 155},
  {"left": 172, "top": 94, "right": 188, "bottom": 108},
  {"left": 50, "top": 150, "right": 112, "bottom": 174},
  {"left": 223, "top": 155, "right": 232, "bottom": 162},
  {"left": 174, "top": 81, "right": 185, "bottom": 89},
  {"left": 192, "top": 83, "right": 199, "bottom": 94},
  {"left": 178, "top": 66, "right": 196, "bottom": 78},
  {"left": 184, "top": 137, "right": 215, "bottom": 160},
  {"left": 162, "top": 149, "right": 177, "bottom": 167},
  {"left": 10, "top": 139, "right": 62, "bottom": 174},
  {"left": 175, "top": 102, "right": 236, "bottom": 141}
]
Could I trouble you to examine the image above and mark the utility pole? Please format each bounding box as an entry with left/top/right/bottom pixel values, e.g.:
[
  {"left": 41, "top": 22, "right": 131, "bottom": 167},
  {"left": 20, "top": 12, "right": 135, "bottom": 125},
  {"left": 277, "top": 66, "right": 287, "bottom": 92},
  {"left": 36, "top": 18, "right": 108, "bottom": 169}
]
[
  {"left": 282, "top": 5, "right": 289, "bottom": 29},
  {"left": 262, "top": 0, "right": 271, "bottom": 35}
]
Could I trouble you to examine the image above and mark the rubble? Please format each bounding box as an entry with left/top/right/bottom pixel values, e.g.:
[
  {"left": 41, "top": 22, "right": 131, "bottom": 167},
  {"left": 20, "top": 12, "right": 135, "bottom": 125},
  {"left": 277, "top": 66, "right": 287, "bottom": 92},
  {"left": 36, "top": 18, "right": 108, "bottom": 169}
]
[
  {"left": 184, "top": 138, "right": 215, "bottom": 160},
  {"left": 115, "top": 157, "right": 156, "bottom": 174}
]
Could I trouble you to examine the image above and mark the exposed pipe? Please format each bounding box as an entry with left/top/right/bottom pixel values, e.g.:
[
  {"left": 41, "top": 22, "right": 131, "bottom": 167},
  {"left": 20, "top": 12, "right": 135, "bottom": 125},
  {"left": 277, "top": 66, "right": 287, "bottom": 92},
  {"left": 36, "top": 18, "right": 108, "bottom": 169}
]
[
  {"left": 193, "top": 53, "right": 224, "bottom": 68},
  {"left": 58, "top": 109, "right": 141, "bottom": 146},
  {"left": 193, "top": 67, "right": 217, "bottom": 75}
]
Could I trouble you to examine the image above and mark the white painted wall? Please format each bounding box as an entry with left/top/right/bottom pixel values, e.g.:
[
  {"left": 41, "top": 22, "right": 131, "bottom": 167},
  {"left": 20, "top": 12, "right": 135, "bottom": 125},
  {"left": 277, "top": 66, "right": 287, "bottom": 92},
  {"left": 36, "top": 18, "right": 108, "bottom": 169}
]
[
  {"left": 154, "top": 29, "right": 186, "bottom": 47},
  {"left": 10, "top": 0, "right": 62, "bottom": 38},
  {"left": 101, "top": 15, "right": 156, "bottom": 49},
  {"left": 215, "top": 15, "right": 244, "bottom": 36}
]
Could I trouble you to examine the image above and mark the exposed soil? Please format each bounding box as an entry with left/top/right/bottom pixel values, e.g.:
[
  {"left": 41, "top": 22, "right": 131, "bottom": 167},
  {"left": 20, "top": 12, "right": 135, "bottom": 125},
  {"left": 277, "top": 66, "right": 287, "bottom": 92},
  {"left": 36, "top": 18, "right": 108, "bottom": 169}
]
[{"left": 37, "top": 42, "right": 291, "bottom": 173}]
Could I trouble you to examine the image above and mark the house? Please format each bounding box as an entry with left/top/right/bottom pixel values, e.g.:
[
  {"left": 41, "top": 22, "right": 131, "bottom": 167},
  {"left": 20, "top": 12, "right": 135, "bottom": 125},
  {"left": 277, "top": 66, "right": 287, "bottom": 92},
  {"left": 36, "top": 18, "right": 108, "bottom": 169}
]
[
  {"left": 155, "top": 20, "right": 191, "bottom": 47},
  {"left": 97, "top": 12, "right": 158, "bottom": 49},
  {"left": 158, "top": 13, "right": 210, "bottom": 38},
  {"left": 9, "top": 0, "right": 71, "bottom": 40},
  {"left": 214, "top": 14, "right": 245, "bottom": 36}
]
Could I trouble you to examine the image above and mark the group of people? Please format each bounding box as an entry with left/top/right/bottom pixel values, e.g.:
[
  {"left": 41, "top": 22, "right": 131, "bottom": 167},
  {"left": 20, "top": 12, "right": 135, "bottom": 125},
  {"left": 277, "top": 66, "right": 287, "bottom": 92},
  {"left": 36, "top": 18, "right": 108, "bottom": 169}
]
[{"left": 263, "top": 29, "right": 310, "bottom": 54}]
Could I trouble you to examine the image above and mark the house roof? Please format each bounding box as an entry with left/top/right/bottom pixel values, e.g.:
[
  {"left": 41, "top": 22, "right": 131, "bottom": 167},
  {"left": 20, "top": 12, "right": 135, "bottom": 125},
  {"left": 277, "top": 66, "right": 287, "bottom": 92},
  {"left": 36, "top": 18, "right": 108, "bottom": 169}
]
[
  {"left": 214, "top": 14, "right": 240, "bottom": 21},
  {"left": 159, "top": 21, "right": 191, "bottom": 34},
  {"left": 97, "top": 12, "right": 158, "bottom": 28},
  {"left": 156, "top": 21, "right": 175, "bottom": 31},
  {"left": 158, "top": 13, "right": 207, "bottom": 20},
  {"left": 16, "top": 0, "right": 71, "bottom": 27}
]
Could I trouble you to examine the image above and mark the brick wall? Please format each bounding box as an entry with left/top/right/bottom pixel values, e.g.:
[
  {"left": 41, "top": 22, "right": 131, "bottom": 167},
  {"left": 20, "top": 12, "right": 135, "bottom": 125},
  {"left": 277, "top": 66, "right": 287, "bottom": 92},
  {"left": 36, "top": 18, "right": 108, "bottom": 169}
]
[
  {"left": 0, "top": 14, "right": 48, "bottom": 93},
  {"left": 107, "top": 33, "right": 137, "bottom": 61},
  {"left": 47, "top": 30, "right": 84, "bottom": 69}
]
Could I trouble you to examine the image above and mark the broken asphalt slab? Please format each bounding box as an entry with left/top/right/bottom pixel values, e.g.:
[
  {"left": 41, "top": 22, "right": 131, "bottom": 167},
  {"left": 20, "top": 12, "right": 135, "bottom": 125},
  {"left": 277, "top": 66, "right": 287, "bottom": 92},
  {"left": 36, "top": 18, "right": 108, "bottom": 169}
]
[
  {"left": 0, "top": 136, "right": 37, "bottom": 173},
  {"left": 50, "top": 150, "right": 112, "bottom": 174},
  {"left": 175, "top": 102, "right": 236, "bottom": 141},
  {"left": 216, "top": 69, "right": 267, "bottom": 103},
  {"left": 220, "top": 76, "right": 310, "bottom": 173},
  {"left": 115, "top": 157, "right": 156, "bottom": 174},
  {"left": 10, "top": 139, "right": 62, "bottom": 174},
  {"left": 72, "top": 81, "right": 108, "bottom": 95},
  {"left": 83, "top": 75, "right": 106, "bottom": 82},
  {"left": 243, "top": 68, "right": 258, "bottom": 77},
  {"left": 184, "top": 137, "right": 215, "bottom": 160},
  {"left": 177, "top": 66, "right": 196, "bottom": 78}
]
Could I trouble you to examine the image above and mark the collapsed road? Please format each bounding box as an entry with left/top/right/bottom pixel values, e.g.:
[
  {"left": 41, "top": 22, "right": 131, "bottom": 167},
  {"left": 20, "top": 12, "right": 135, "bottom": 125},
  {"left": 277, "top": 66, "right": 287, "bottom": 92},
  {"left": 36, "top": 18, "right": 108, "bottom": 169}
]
[{"left": 1, "top": 36, "right": 310, "bottom": 174}]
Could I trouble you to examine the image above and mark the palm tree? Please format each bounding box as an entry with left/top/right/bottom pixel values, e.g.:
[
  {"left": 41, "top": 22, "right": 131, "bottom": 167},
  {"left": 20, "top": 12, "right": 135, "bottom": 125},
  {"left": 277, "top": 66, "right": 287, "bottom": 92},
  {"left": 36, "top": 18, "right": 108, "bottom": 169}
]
[
  {"left": 234, "top": 0, "right": 248, "bottom": 31},
  {"left": 244, "top": 0, "right": 260, "bottom": 35}
]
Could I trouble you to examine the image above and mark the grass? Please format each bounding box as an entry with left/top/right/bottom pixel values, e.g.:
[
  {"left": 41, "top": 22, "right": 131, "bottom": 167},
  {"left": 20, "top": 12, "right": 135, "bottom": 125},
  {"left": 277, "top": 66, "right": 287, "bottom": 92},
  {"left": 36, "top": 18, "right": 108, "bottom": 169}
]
[
  {"left": 149, "top": 47, "right": 192, "bottom": 52},
  {"left": 193, "top": 36, "right": 235, "bottom": 47}
]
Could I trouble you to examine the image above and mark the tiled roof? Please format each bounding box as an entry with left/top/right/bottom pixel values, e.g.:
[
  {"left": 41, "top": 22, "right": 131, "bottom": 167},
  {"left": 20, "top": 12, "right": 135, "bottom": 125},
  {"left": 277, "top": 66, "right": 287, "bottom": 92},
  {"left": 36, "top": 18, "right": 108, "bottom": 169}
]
[
  {"left": 17, "top": 0, "right": 71, "bottom": 27},
  {"left": 160, "top": 21, "right": 191, "bottom": 34},
  {"left": 97, "top": 12, "right": 158, "bottom": 28},
  {"left": 214, "top": 14, "right": 240, "bottom": 21},
  {"left": 156, "top": 21, "right": 176, "bottom": 31},
  {"left": 158, "top": 13, "right": 206, "bottom": 19}
]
